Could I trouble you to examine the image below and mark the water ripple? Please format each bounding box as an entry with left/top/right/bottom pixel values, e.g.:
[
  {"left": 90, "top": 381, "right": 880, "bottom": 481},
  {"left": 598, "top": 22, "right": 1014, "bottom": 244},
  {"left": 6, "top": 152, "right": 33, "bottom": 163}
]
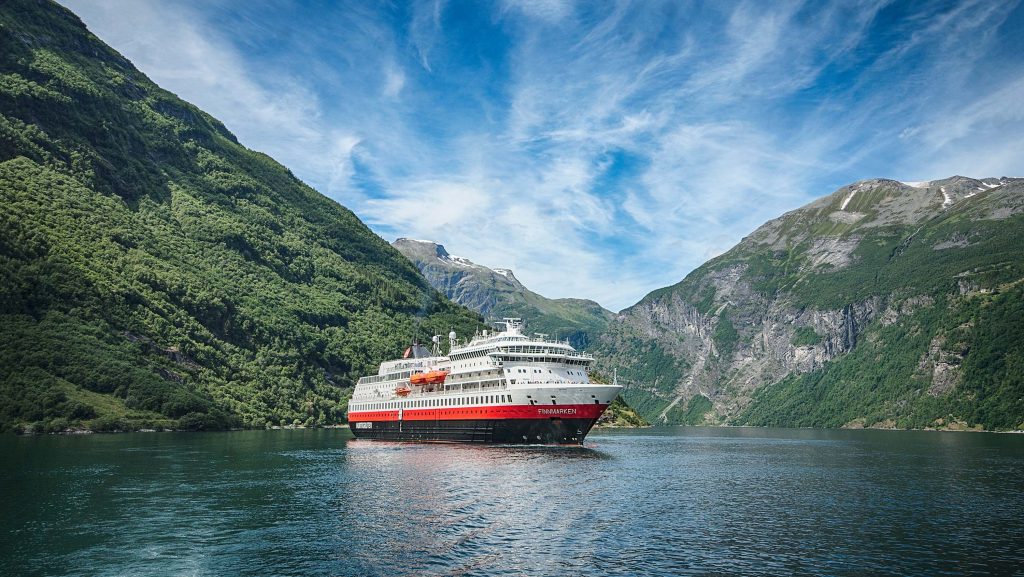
[{"left": 2, "top": 428, "right": 1023, "bottom": 576}]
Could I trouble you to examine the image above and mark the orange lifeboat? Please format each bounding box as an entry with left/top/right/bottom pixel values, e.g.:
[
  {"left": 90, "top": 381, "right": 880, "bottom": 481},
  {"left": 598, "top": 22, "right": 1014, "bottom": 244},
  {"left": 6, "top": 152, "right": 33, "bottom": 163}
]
[
  {"left": 410, "top": 370, "right": 450, "bottom": 385},
  {"left": 395, "top": 385, "right": 412, "bottom": 397}
]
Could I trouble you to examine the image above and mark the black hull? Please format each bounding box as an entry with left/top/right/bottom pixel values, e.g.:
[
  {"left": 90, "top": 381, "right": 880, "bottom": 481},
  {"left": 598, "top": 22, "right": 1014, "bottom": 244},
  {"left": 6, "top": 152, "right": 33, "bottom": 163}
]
[{"left": 349, "top": 418, "right": 599, "bottom": 445}]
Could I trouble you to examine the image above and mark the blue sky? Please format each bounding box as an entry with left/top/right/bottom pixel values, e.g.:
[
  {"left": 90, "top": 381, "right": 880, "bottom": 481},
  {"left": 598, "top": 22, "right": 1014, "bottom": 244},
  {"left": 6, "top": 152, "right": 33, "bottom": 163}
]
[{"left": 62, "top": 0, "right": 1024, "bottom": 311}]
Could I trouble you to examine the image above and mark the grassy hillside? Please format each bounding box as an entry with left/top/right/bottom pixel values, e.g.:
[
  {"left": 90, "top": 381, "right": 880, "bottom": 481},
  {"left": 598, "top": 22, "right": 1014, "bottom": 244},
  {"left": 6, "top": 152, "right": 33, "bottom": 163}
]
[{"left": 0, "top": 0, "right": 482, "bottom": 433}]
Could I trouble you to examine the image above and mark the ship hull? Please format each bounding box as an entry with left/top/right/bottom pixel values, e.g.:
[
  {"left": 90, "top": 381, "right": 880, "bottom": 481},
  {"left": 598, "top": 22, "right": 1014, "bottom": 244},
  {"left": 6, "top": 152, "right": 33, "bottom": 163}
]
[{"left": 349, "top": 416, "right": 599, "bottom": 445}]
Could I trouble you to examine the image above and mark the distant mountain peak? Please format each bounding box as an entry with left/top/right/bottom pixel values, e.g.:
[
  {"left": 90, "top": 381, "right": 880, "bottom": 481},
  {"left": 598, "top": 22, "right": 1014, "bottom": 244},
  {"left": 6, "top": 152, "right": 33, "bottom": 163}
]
[
  {"left": 392, "top": 238, "right": 613, "bottom": 348},
  {"left": 394, "top": 237, "right": 452, "bottom": 260},
  {"left": 393, "top": 237, "right": 486, "bottom": 268}
]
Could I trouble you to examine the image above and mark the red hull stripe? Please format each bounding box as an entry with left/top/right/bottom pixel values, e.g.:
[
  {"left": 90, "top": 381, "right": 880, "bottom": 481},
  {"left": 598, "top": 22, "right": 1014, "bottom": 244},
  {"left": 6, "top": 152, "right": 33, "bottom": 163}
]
[{"left": 348, "top": 403, "right": 606, "bottom": 422}]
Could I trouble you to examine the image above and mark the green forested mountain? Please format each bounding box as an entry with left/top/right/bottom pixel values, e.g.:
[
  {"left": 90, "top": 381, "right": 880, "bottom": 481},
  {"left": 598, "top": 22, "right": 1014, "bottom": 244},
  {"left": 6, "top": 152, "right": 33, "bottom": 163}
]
[
  {"left": 596, "top": 177, "right": 1024, "bottom": 431},
  {"left": 0, "top": 0, "right": 482, "bottom": 433},
  {"left": 393, "top": 238, "right": 614, "bottom": 350}
]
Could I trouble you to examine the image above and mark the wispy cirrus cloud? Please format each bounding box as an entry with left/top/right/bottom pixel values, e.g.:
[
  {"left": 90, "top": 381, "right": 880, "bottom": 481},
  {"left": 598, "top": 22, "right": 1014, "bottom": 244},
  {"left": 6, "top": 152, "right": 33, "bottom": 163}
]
[{"left": 61, "top": 0, "right": 1024, "bottom": 311}]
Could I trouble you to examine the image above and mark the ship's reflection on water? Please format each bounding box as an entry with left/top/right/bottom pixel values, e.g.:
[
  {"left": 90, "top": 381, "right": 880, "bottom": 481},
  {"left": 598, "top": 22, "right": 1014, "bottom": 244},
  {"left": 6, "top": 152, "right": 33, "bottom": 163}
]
[{"left": 335, "top": 438, "right": 617, "bottom": 576}]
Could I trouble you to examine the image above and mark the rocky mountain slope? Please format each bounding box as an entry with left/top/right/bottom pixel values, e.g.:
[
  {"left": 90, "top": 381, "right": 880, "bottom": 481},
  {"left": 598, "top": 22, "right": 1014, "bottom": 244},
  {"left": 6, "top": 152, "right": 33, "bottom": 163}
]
[
  {"left": 596, "top": 177, "right": 1024, "bottom": 431},
  {"left": 0, "top": 0, "right": 482, "bottom": 432},
  {"left": 393, "top": 238, "right": 614, "bottom": 349}
]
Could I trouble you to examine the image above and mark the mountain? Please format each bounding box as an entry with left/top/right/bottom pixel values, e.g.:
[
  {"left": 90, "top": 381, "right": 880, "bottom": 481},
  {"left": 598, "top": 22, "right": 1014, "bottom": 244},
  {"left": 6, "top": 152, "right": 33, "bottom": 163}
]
[
  {"left": 0, "top": 0, "right": 482, "bottom": 433},
  {"left": 596, "top": 176, "right": 1024, "bottom": 431},
  {"left": 393, "top": 238, "right": 614, "bottom": 349}
]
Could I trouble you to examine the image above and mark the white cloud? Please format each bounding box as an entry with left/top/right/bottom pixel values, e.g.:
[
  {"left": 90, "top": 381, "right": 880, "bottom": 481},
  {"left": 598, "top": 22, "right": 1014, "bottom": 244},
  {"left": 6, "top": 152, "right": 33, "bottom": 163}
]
[
  {"left": 409, "top": 0, "right": 447, "bottom": 72},
  {"left": 383, "top": 67, "right": 406, "bottom": 99},
  {"left": 501, "top": 0, "right": 573, "bottom": 23},
  {"left": 327, "top": 134, "right": 363, "bottom": 195}
]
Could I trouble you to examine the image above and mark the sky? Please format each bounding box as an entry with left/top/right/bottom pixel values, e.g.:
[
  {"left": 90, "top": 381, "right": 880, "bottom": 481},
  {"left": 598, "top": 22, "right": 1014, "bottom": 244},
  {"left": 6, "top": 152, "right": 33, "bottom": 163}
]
[{"left": 60, "top": 0, "right": 1024, "bottom": 311}]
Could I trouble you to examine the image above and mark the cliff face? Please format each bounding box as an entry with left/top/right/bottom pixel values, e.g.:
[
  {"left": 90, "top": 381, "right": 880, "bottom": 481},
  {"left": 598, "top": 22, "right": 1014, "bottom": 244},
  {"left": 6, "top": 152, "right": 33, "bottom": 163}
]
[
  {"left": 597, "top": 177, "right": 1024, "bottom": 430},
  {"left": 393, "top": 238, "right": 614, "bottom": 349}
]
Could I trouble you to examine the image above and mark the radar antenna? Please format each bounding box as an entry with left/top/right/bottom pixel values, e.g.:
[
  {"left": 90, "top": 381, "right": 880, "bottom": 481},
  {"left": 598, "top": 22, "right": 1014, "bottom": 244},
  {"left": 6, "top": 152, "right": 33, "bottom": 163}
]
[{"left": 498, "top": 318, "right": 522, "bottom": 334}]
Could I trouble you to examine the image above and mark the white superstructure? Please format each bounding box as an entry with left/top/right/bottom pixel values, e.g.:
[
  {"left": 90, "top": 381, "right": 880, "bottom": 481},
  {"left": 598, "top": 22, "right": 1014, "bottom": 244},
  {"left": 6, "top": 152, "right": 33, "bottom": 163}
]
[{"left": 348, "top": 318, "right": 616, "bottom": 413}]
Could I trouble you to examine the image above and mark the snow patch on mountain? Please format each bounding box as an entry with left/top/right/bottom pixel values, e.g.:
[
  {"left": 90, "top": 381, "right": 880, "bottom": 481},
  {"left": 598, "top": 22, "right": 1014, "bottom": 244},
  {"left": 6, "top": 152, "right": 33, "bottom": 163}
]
[{"left": 840, "top": 189, "right": 858, "bottom": 211}]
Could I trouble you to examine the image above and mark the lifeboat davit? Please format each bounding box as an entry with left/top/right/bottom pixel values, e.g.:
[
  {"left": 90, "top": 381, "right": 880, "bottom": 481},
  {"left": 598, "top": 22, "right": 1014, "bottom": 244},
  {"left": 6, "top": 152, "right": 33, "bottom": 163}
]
[
  {"left": 409, "top": 370, "right": 449, "bottom": 385},
  {"left": 395, "top": 386, "right": 412, "bottom": 397}
]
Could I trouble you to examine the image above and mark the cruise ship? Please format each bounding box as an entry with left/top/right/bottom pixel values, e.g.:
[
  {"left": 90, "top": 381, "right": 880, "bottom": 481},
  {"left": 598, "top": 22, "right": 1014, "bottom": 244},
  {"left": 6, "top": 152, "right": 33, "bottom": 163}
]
[{"left": 346, "top": 319, "right": 621, "bottom": 444}]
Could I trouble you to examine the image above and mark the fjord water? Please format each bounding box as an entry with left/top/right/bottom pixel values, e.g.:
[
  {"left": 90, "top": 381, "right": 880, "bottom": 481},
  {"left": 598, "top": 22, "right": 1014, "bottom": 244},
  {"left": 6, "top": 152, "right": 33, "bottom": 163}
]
[{"left": 2, "top": 428, "right": 1022, "bottom": 577}]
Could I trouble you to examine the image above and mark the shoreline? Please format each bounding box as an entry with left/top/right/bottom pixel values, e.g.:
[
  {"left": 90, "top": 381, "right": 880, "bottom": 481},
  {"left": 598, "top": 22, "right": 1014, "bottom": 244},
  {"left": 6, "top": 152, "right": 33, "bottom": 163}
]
[
  {"left": 13, "top": 423, "right": 353, "bottom": 436},
  {"left": 14, "top": 422, "right": 1024, "bottom": 436}
]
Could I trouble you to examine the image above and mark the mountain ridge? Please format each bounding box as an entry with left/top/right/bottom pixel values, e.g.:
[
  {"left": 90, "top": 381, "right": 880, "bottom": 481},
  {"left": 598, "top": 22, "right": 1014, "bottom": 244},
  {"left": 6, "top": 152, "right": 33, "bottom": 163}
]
[{"left": 597, "top": 175, "right": 1024, "bottom": 430}]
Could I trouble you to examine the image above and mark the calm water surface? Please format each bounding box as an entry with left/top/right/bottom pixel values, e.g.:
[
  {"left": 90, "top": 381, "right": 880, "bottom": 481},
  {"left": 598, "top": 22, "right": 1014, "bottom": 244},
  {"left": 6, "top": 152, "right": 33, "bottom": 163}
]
[{"left": 2, "top": 427, "right": 1023, "bottom": 576}]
